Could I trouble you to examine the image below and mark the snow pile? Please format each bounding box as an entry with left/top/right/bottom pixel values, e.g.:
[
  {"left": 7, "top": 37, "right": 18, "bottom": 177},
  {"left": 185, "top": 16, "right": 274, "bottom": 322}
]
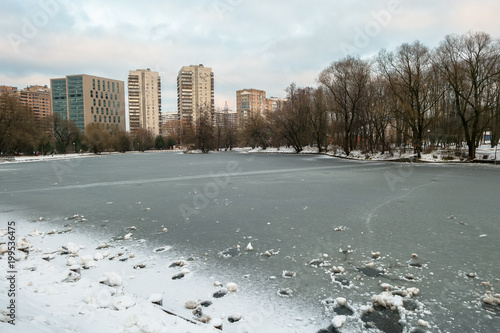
[{"left": 0, "top": 219, "right": 322, "bottom": 332}]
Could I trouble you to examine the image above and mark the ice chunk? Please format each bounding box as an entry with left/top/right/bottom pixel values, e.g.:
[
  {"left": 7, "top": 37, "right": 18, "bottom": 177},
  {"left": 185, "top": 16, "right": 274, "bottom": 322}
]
[
  {"left": 113, "top": 295, "right": 135, "bottom": 310},
  {"left": 227, "top": 282, "right": 238, "bottom": 292},
  {"left": 332, "top": 315, "right": 346, "bottom": 328}
]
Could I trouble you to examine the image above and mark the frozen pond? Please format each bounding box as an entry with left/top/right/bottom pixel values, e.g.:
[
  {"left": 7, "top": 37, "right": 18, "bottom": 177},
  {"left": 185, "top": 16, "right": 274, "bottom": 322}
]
[{"left": 1, "top": 151, "right": 499, "bottom": 332}]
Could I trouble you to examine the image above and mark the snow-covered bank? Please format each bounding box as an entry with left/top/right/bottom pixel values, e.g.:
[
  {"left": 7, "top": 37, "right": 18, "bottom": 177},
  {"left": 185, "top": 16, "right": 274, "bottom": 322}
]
[
  {"left": 0, "top": 153, "right": 95, "bottom": 164},
  {"left": 0, "top": 149, "right": 185, "bottom": 164},
  {"left": 245, "top": 145, "right": 500, "bottom": 163},
  {"left": 0, "top": 215, "right": 322, "bottom": 333}
]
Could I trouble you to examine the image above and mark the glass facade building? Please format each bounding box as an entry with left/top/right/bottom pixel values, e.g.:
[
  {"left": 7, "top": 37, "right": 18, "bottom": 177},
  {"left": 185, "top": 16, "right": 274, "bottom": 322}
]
[
  {"left": 50, "top": 74, "right": 126, "bottom": 132},
  {"left": 51, "top": 79, "right": 68, "bottom": 120},
  {"left": 67, "top": 75, "right": 84, "bottom": 129}
]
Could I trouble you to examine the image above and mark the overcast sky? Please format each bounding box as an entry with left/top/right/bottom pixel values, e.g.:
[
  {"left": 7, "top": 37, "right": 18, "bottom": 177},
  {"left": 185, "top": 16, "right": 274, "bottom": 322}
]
[{"left": 1, "top": 0, "right": 500, "bottom": 112}]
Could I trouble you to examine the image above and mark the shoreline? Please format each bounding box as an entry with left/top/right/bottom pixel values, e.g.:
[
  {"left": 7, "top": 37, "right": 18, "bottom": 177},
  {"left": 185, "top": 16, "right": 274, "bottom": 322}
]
[
  {"left": 244, "top": 145, "right": 500, "bottom": 164},
  {"left": 4, "top": 145, "right": 497, "bottom": 165}
]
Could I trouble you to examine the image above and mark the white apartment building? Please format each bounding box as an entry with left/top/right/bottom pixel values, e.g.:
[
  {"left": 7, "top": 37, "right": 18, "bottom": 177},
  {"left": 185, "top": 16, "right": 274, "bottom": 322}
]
[{"left": 128, "top": 69, "right": 162, "bottom": 136}]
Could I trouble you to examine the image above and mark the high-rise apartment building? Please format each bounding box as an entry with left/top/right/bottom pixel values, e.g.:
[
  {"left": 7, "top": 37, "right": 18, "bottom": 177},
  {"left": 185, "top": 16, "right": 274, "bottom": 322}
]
[
  {"left": 177, "top": 64, "right": 214, "bottom": 128},
  {"left": 19, "top": 85, "right": 52, "bottom": 120},
  {"left": 266, "top": 97, "right": 287, "bottom": 113},
  {"left": 50, "top": 74, "right": 126, "bottom": 132},
  {"left": 0, "top": 86, "right": 18, "bottom": 94},
  {"left": 0, "top": 86, "right": 18, "bottom": 111},
  {"left": 236, "top": 89, "right": 287, "bottom": 128},
  {"left": 236, "top": 88, "right": 266, "bottom": 128},
  {"left": 128, "top": 69, "right": 161, "bottom": 136}
]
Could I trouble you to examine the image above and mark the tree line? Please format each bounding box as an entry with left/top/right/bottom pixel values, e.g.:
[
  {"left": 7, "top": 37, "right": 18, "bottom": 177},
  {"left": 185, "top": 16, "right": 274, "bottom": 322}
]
[{"left": 239, "top": 31, "right": 500, "bottom": 159}]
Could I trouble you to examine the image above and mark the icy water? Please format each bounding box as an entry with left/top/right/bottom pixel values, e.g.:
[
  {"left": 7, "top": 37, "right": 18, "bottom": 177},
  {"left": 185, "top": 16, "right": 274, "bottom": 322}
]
[{"left": 1, "top": 151, "right": 499, "bottom": 332}]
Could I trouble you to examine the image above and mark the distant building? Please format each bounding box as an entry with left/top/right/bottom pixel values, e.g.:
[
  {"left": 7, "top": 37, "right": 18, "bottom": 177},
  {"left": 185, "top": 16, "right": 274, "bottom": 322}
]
[
  {"left": 214, "top": 102, "right": 237, "bottom": 130},
  {"left": 19, "top": 85, "right": 52, "bottom": 120},
  {"left": 160, "top": 112, "right": 180, "bottom": 138},
  {"left": 1, "top": 85, "right": 52, "bottom": 131},
  {"left": 0, "top": 85, "right": 18, "bottom": 94},
  {"left": 160, "top": 112, "right": 179, "bottom": 124},
  {"left": 50, "top": 74, "right": 126, "bottom": 132},
  {"left": 128, "top": 69, "right": 162, "bottom": 136},
  {"left": 236, "top": 89, "right": 285, "bottom": 128},
  {"left": 0, "top": 86, "right": 19, "bottom": 108},
  {"left": 177, "top": 64, "right": 214, "bottom": 130},
  {"left": 266, "top": 96, "right": 287, "bottom": 113},
  {"left": 236, "top": 89, "right": 266, "bottom": 128}
]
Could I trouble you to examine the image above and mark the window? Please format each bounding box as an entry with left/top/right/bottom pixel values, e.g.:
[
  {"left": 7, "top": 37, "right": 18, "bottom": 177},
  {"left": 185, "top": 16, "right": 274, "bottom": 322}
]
[
  {"left": 107, "top": 81, "right": 110, "bottom": 91},
  {"left": 94, "top": 115, "right": 96, "bottom": 122},
  {"left": 93, "top": 79, "right": 95, "bottom": 90},
  {"left": 112, "top": 82, "right": 115, "bottom": 92},
  {"left": 101, "top": 107, "right": 104, "bottom": 114},
  {"left": 98, "top": 100, "right": 101, "bottom": 106},
  {"left": 91, "top": 107, "right": 94, "bottom": 113},
  {"left": 104, "top": 116, "right": 106, "bottom": 122},
  {"left": 109, "top": 116, "right": 111, "bottom": 122},
  {"left": 106, "top": 108, "right": 108, "bottom": 115},
  {"left": 117, "top": 83, "right": 119, "bottom": 93},
  {"left": 118, "top": 116, "right": 120, "bottom": 123},
  {"left": 105, "top": 92, "right": 108, "bottom": 100},
  {"left": 90, "top": 91, "right": 93, "bottom": 98},
  {"left": 117, "top": 101, "right": 120, "bottom": 108},
  {"left": 115, "top": 94, "right": 117, "bottom": 100},
  {"left": 93, "top": 99, "right": 96, "bottom": 106},
  {"left": 99, "top": 115, "right": 102, "bottom": 122},
  {"left": 113, "top": 116, "right": 116, "bottom": 123},
  {"left": 115, "top": 109, "right": 118, "bottom": 115},
  {"left": 100, "top": 91, "right": 103, "bottom": 99},
  {"left": 108, "top": 100, "right": 110, "bottom": 107},
  {"left": 113, "top": 101, "right": 115, "bottom": 108},
  {"left": 98, "top": 80, "right": 100, "bottom": 90}
]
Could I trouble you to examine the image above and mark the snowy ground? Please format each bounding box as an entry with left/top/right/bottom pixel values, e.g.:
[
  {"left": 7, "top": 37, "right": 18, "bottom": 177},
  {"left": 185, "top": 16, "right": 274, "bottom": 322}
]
[
  {"left": 246, "top": 145, "right": 500, "bottom": 162},
  {"left": 0, "top": 215, "right": 322, "bottom": 333},
  {"left": 0, "top": 153, "right": 96, "bottom": 163}
]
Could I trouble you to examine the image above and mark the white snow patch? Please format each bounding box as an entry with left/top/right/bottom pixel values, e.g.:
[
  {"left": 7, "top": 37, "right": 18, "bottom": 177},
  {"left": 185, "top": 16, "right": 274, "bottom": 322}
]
[{"left": 332, "top": 315, "right": 346, "bottom": 328}]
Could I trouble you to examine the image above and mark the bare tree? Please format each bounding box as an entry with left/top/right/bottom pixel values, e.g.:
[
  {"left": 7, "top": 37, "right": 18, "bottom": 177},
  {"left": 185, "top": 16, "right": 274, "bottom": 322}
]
[
  {"left": 308, "top": 87, "right": 330, "bottom": 153},
  {"left": 133, "top": 128, "right": 154, "bottom": 152},
  {"left": 49, "top": 113, "right": 81, "bottom": 153},
  {"left": 366, "top": 75, "right": 394, "bottom": 153},
  {"left": 435, "top": 31, "right": 500, "bottom": 158},
  {"left": 240, "top": 113, "right": 270, "bottom": 149},
  {"left": 110, "top": 129, "right": 131, "bottom": 152},
  {"left": 161, "top": 119, "right": 181, "bottom": 145},
  {"left": 270, "top": 83, "right": 309, "bottom": 153},
  {"left": 377, "top": 41, "right": 442, "bottom": 158},
  {"left": 0, "top": 92, "right": 40, "bottom": 154},
  {"left": 319, "top": 56, "right": 371, "bottom": 155},
  {"left": 194, "top": 110, "right": 215, "bottom": 153},
  {"left": 83, "top": 123, "right": 110, "bottom": 154}
]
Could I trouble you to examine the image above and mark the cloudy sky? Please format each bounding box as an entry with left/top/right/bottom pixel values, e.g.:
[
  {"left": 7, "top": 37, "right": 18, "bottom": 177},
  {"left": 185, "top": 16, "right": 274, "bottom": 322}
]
[{"left": 1, "top": 0, "right": 499, "bottom": 112}]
